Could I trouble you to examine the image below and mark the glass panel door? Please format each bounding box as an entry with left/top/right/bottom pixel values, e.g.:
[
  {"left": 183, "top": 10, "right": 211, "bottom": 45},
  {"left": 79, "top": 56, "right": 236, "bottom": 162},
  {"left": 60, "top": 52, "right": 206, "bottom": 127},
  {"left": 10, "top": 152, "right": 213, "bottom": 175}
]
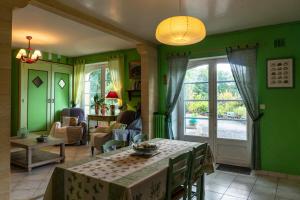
[
  {"left": 216, "top": 63, "right": 247, "bottom": 140},
  {"left": 179, "top": 58, "right": 251, "bottom": 167}
]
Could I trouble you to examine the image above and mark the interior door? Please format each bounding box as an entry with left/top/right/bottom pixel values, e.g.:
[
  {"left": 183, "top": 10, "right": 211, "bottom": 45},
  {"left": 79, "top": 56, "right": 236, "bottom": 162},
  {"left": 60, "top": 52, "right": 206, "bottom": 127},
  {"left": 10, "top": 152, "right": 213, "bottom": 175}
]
[
  {"left": 178, "top": 57, "right": 251, "bottom": 167},
  {"left": 51, "top": 64, "right": 73, "bottom": 122},
  {"left": 20, "top": 62, "right": 52, "bottom": 134}
]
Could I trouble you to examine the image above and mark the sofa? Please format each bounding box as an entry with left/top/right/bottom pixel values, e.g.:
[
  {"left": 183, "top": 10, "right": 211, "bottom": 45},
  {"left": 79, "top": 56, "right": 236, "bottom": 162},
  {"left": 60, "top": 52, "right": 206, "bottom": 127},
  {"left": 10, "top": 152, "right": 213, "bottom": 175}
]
[{"left": 50, "top": 108, "right": 88, "bottom": 145}]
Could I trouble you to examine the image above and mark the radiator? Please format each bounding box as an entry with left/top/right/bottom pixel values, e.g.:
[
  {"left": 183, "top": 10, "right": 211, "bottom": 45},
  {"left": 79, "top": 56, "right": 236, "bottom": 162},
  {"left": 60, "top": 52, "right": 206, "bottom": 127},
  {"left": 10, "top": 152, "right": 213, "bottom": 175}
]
[{"left": 154, "top": 113, "right": 166, "bottom": 138}]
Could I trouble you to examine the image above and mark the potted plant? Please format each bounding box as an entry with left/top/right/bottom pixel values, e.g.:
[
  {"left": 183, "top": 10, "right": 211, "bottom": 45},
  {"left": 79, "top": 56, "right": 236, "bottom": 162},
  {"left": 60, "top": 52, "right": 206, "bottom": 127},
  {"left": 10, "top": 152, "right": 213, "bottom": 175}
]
[{"left": 92, "top": 94, "right": 108, "bottom": 115}]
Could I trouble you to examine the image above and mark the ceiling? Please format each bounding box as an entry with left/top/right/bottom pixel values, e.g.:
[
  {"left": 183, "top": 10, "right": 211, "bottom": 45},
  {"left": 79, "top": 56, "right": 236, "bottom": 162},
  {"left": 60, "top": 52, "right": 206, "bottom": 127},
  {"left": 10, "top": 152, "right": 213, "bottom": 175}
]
[
  {"left": 13, "top": 0, "right": 300, "bottom": 56},
  {"left": 55, "top": 0, "right": 300, "bottom": 41},
  {"left": 12, "top": 5, "right": 135, "bottom": 57}
]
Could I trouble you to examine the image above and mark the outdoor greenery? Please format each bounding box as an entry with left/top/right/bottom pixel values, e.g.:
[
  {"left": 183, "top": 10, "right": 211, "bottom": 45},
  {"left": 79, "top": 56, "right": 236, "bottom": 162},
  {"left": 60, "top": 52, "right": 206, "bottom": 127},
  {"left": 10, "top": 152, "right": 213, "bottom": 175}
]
[{"left": 185, "top": 65, "right": 246, "bottom": 119}]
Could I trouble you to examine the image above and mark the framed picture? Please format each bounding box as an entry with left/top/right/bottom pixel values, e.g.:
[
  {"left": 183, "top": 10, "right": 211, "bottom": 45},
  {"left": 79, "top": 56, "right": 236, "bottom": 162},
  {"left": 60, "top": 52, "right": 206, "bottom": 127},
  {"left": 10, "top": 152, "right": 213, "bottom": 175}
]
[
  {"left": 129, "top": 61, "right": 141, "bottom": 79},
  {"left": 267, "top": 58, "right": 294, "bottom": 88}
]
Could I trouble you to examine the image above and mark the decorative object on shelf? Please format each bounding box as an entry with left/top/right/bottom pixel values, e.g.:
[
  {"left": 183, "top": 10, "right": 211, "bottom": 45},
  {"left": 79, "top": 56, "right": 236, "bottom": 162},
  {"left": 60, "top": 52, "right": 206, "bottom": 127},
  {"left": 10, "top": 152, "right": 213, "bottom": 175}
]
[
  {"left": 36, "top": 135, "right": 48, "bottom": 143},
  {"left": 16, "top": 36, "right": 42, "bottom": 64},
  {"left": 106, "top": 91, "right": 119, "bottom": 115},
  {"left": 17, "top": 128, "right": 29, "bottom": 138},
  {"left": 267, "top": 58, "right": 294, "bottom": 88},
  {"left": 129, "top": 61, "right": 141, "bottom": 79},
  {"left": 155, "top": 0, "right": 206, "bottom": 46},
  {"left": 92, "top": 94, "right": 108, "bottom": 115}
]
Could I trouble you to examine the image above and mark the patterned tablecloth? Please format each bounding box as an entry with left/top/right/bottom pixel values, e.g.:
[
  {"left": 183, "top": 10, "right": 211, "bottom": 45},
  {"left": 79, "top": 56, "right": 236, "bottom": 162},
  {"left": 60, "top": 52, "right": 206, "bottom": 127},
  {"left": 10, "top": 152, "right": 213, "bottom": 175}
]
[{"left": 44, "top": 139, "right": 214, "bottom": 200}]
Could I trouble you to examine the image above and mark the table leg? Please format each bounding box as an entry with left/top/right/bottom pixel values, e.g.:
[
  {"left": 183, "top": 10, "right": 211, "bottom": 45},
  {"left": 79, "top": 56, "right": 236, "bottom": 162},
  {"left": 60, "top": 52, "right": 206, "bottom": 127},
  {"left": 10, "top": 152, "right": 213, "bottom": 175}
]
[
  {"left": 60, "top": 143, "right": 65, "bottom": 162},
  {"left": 27, "top": 148, "right": 32, "bottom": 172}
]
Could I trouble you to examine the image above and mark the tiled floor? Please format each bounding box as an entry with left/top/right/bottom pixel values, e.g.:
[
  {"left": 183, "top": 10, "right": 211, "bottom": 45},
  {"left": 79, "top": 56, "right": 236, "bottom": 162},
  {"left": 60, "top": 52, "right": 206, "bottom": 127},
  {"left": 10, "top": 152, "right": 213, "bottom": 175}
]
[{"left": 10, "top": 145, "right": 300, "bottom": 200}]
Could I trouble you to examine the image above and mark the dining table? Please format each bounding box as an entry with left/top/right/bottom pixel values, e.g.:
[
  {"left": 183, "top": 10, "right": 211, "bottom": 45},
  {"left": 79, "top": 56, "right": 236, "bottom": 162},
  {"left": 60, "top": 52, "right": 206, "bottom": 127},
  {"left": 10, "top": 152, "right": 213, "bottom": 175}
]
[{"left": 44, "top": 138, "right": 214, "bottom": 200}]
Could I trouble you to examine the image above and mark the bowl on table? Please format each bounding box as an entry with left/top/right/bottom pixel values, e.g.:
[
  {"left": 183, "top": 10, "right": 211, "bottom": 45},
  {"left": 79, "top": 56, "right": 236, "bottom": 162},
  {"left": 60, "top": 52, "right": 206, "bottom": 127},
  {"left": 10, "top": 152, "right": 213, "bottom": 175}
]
[{"left": 132, "top": 142, "right": 158, "bottom": 154}]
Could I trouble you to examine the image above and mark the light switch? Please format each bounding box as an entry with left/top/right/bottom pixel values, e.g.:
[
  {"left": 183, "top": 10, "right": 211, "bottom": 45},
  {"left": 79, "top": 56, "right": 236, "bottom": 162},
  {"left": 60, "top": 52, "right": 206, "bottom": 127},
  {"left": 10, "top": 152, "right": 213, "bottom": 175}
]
[{"left": 260, "top": 104, "right": 266, "bottom": 110}]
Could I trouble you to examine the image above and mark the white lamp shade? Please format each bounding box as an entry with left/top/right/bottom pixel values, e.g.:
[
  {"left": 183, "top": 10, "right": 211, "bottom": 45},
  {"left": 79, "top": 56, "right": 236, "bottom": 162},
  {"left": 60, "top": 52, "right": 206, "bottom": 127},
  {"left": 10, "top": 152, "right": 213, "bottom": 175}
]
[
  {"left": 16, "top": 49, "right": 27, "bottom": 59},
  {"left": 32, "top": 50, "right": 42, "bottom": 58},
  {"left": 155, "top": 16, "right": 206, "bottom": 46}
]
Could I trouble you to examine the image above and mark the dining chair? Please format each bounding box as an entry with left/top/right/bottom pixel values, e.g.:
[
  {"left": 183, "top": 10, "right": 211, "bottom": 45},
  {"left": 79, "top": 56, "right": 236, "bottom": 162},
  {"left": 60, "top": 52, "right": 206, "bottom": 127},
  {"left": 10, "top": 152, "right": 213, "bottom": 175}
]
[
  {"left": 101, "top": 140, "right": 124, "bottom": 153},
  {"left": 166, "top": 151, "right": 192, "bottom": 200},
  {"left": 132, "top": 133, "right": 148, "bottom": 143},
  {"left": 188, "top": 143, "right": 208, "bottom": 200}
]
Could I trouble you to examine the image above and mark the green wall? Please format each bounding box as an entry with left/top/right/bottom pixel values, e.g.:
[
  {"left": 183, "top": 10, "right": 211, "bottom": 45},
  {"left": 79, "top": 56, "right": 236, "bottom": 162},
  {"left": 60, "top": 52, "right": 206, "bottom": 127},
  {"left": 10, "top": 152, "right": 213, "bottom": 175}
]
[
  {"left": 11, "top": 49, "right": 73, "bottom": 136},
  {"left": 76, "top": 48, "right": 141, "bottom": 107},
  {"left": 158, "top": 21, "right": 300, "bottom": 175}
]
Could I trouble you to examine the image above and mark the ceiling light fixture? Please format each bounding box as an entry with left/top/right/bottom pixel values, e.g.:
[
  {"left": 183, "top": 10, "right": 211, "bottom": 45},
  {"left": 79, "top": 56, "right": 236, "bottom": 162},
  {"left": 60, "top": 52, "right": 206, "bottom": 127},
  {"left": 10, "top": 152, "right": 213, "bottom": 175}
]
[
  {"left": 16, "top": 36, "right": 42, "bottom": 64},
  {"left": 155, "top": 0, "right": 206, "bottom": 46}
]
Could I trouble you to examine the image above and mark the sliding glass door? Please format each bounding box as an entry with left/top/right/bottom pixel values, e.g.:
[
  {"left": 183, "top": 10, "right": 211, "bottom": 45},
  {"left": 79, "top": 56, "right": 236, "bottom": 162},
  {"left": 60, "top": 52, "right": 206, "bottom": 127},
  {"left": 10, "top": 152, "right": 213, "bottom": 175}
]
[{"left": 178, "top": 58, "right": 251, "bottom": 167}]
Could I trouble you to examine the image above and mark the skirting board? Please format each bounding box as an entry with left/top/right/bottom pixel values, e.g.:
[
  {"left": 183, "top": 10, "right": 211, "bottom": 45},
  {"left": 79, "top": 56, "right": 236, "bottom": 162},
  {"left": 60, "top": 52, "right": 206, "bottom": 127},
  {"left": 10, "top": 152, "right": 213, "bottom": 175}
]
[{"left": 254, "top": 170, "right": 300, "bottom": 180}]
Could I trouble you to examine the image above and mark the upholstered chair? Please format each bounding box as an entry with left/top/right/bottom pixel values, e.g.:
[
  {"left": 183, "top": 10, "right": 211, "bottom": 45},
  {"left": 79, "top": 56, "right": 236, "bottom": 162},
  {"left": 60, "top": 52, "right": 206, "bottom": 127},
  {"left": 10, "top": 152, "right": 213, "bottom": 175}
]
[{"left": 50, "top": 108, "right": 88, "bottom": 145}]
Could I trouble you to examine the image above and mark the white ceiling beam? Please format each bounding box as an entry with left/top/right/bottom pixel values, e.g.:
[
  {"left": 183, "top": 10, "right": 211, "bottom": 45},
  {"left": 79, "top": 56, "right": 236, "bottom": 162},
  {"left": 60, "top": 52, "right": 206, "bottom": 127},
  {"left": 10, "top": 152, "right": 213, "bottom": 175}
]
[{"left": 29, "top": 0, "right": 155, "bottom": 47}]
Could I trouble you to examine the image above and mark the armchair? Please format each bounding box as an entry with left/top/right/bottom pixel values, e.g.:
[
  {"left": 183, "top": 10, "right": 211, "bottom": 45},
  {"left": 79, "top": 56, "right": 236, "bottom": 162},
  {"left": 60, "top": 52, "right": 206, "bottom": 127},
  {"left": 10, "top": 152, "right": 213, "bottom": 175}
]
[
  {"left": 50, "top": 108, "right": 88, "bottom": 145},
  {"left": 90, "top": 110, "right": 140, "bottom": 155}
]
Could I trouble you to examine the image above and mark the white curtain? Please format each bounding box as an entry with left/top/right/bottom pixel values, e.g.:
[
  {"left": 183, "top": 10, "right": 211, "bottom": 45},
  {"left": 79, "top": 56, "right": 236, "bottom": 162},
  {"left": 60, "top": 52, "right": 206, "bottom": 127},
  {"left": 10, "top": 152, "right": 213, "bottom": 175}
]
[
  {"left": 73, "top": 59, "right": 85, "bottom": 107},
  {"left": 108, "top": 56, "right": 124, "bottom": 105}
]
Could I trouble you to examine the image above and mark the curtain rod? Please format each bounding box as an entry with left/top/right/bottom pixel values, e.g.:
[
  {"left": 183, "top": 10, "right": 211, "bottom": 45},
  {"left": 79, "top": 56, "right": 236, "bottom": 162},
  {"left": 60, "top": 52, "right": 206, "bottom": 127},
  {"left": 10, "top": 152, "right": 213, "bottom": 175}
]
[
  {"left": 39, "top": 59, "right": 73, "bottom": 66},
  {"left": 165, "top": 42, "right": 259, "bottom": 58}
]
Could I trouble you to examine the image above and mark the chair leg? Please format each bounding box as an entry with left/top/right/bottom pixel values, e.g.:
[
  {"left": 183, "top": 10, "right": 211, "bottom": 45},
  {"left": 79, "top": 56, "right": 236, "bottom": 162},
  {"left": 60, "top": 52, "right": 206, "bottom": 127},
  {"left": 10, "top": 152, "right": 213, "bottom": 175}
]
[
  {"left": 188, "top": 182, "right": 192, "bottom": 200},
  {"left": 199, "top": 175, "right": 205, "bottom": 200},
  {"left": 91, "top": 146, "right": 94, "bottom": 156}
]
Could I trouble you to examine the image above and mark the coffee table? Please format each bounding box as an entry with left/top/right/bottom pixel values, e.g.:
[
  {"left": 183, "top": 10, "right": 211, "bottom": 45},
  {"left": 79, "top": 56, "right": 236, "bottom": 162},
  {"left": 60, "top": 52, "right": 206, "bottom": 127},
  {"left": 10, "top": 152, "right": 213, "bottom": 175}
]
[{"left": 11, "top": 134, "right": 65, "bottom": 172}]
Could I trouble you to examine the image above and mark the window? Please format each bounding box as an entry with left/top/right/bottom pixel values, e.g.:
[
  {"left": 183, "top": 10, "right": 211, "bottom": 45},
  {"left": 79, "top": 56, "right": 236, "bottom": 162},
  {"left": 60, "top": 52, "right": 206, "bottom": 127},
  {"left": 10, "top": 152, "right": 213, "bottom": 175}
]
[{"left": 83, "top": 63, "right": 113, "bottom": 115}]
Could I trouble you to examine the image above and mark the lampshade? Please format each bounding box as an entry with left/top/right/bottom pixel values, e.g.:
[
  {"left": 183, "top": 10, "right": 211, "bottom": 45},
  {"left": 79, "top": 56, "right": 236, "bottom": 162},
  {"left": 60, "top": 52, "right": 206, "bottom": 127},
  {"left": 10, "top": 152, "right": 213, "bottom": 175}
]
[
  {"left": 16, "top": 49, "right": 27, "bottom": 59},
  {"left": 155, "top": 16, "right": 206, "bottom": 46},
  {"left": 106, "top": 91, "right": 119, "bottom": 99}
]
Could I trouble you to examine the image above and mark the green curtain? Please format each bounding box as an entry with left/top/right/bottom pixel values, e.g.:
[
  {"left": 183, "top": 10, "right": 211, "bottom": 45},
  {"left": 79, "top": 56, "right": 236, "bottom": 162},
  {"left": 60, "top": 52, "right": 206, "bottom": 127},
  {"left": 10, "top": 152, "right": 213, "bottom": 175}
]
[
  {"left": 166, "top": 55, "right": 189, "bottom": 139},
  {"left": 73, "top": 58, "right": 85, "bottom": 107},
  {"left": 108, "top": 56, "right": 124, "bottom": 105},
  {"left": 226, "top": 47, "right": 263, "bottom": 169}
]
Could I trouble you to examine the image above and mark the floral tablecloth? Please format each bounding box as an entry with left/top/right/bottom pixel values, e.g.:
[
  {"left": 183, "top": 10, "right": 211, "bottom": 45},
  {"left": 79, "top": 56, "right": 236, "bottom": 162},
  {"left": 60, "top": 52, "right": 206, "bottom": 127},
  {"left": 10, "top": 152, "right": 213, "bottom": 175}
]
[{"left": 44, "top": 139, "right": 214, "bottom": 200}]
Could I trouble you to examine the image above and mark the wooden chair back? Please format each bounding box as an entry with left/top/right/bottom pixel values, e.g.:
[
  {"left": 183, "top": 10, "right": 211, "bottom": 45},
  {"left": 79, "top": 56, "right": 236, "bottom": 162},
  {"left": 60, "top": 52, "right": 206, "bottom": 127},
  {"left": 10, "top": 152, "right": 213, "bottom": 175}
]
[
  {"left": 188, "top": 143, "right": 208, "bottom": 200},
  {"left": 166, "top": 151, "right": 191, "bottom": 200}
]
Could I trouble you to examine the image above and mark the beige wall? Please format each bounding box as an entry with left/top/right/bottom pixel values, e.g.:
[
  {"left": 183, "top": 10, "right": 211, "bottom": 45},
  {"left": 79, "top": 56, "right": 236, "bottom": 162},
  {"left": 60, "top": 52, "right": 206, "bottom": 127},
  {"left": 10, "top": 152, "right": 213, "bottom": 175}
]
[
  {"left": 0, "top": 1, "right": 28, "bottom": 199},
  {"left": 0, "top": 3, "right": 13, "bottom": 198},
  {"left": 137, "top": 44, "right": 158, "bottom": 139}
]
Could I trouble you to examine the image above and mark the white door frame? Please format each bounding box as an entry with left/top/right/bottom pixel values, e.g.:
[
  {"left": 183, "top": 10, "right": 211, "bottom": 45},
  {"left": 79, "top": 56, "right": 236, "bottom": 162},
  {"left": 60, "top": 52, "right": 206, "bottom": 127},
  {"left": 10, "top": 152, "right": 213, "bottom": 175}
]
[{"left": 178, "top": 57, "right": 252, "bottom": 167}]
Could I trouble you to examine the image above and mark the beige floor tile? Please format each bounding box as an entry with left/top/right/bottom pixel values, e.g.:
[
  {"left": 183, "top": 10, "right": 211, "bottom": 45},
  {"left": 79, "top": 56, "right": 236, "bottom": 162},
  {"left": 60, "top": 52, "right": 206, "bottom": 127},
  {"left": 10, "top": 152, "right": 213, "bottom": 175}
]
[
  {"left": 224, "top": 187, "right": 250, "bottom": 198},
  {"left": 221, "top": 194, "right": 247, "bottom": 200},
  {"left": 204, "top": 190, "right": 223, "bottom": 200},
  {"left": 255, "top": 175, "right": 278, "bottom": 188}
]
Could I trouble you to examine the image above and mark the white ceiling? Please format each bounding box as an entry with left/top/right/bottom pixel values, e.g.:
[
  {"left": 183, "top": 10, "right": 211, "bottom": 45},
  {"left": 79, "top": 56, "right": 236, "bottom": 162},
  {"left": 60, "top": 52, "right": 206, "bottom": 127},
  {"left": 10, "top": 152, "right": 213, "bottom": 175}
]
[
  {"left": 55, "top": 0, "right": 300, "bottom": 41},
  {"left": 13, "top": 0, "right": 300, "bottom": 56},
  {"left": 12, "top": 5, "right": 135, "bottom": 57}
]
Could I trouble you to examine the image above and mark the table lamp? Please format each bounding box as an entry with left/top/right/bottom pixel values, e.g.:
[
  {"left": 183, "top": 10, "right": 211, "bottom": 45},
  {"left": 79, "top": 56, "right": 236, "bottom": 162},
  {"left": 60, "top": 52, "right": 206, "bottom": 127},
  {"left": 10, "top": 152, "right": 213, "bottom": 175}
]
[{"left": 106, "top": 91, "right": 119, "bottom": 115}]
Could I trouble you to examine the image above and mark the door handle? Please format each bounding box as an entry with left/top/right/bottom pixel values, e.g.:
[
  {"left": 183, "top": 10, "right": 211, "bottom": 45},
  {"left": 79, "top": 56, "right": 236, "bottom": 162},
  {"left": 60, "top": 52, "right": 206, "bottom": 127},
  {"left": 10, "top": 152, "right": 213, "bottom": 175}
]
[
  {"left": 47, "top": 99, "right": 51, "bottom": 103},
  {"left": 52, "top": 99, "right": 55, "bottom": 103}
]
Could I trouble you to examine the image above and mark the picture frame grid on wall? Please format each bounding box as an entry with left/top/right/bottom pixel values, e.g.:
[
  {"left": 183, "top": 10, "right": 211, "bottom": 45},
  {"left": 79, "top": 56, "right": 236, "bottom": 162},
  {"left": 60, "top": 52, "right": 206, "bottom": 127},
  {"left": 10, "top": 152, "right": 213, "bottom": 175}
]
[{"left": 267, "top": 57, "right": 294, "bottom": 88}]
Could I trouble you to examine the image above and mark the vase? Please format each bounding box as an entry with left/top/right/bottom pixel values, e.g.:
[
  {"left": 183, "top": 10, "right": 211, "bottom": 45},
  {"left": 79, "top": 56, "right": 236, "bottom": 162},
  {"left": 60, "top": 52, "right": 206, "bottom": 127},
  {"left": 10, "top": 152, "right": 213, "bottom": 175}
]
[
  {"left": 95, "top": 104, "right": 99, "bottom": 115},
  {"left": 101, "top": 105, "right": 107, "bottom": 116}
]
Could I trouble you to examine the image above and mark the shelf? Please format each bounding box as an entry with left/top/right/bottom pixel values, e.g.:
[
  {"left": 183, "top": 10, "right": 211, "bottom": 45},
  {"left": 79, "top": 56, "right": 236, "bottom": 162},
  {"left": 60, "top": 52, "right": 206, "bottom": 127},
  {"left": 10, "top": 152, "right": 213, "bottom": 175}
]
[{"left": 127, "top": 90, "right": 141, "bottom": 101}]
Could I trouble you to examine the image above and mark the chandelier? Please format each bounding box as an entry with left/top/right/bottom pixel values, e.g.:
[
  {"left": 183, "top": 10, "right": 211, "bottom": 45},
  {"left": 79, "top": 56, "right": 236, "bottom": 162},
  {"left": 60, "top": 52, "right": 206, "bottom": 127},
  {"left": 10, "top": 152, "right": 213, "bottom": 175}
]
[
  {"left": 16, "top": 36, "right": 42, "bottom": 64},
  {"left": 155, "top": 0, "right": 206, "bottom": 46}
]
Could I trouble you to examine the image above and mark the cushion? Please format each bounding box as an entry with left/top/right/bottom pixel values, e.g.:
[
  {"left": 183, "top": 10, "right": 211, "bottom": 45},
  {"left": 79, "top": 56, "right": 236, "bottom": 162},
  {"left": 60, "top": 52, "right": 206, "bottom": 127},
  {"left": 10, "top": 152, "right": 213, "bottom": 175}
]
[
  {"left": 62, "top": 116, "right": 78, "bottom": 127},
  {"left": 127, "top": 118, "right": 142, "bottom": 130},
  {"left": 109, "top": 122, "right": 127, "bottom": 132}
]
